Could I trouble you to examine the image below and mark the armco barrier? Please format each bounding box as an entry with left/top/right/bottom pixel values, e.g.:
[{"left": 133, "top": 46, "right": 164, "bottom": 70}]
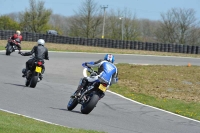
[{"left": 0, "top": 30, "right": 200, "bottom": 54}]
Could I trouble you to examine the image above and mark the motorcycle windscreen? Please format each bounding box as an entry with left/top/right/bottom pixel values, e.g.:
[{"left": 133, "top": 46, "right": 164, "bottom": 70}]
[{"left": 15, "top": 38, "right": 21, "bottom": 43}]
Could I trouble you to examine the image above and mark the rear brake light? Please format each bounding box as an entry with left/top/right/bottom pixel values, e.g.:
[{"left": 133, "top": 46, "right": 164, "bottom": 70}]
[
  {"left": 37, "top": 61, "right": 42, "bottom": 66},
  {"left": 102, "top": 83, "right": 107, "bottom": 87}
]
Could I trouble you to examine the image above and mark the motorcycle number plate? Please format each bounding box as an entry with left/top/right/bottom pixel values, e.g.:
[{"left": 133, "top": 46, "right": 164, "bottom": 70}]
[
  {"left": 99, "top": 84, "right": 106, "bottom": 92},
  {"left": 35, "top": 66, "right": 42, "bottom": 73}
]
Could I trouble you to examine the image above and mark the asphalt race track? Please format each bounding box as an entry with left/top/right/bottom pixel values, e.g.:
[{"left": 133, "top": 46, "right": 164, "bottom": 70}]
[{"left": 0, "top": 51, "right": 200, "bottom": 133}]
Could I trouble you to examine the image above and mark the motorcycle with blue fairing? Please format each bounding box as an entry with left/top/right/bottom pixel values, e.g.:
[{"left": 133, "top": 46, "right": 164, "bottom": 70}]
[{"left": 67, "top": 63, "right": 107, "bottom": 114}]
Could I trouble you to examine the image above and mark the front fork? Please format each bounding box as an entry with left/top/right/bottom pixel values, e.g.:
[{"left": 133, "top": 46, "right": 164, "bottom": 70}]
[{"left": 74, "top": 78, "right": 83, "bottom": 95}]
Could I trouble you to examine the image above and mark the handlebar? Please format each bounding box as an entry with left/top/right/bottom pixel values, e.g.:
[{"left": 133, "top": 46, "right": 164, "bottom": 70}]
[
  {"left": 82, "top": 63, "right": 98, "bottom": 76},
  {"left": 8, "top": 39, "right": 21, "bottom": 44}
]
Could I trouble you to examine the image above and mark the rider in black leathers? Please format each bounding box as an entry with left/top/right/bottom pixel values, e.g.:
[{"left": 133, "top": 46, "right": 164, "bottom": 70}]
[{"left": 19, "top": 39, "right": 49, "bottom": 79}]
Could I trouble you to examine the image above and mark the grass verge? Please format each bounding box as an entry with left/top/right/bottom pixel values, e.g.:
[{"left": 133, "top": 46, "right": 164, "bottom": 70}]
[
  {"left": 1, "top": 40, "right": 200, "bottom": 58},
  {"left": 110, "top": 64, "right": 200, "bottom": 121},
  {"left": 0, "top": 110, "right": 104, "bottom": 133}
]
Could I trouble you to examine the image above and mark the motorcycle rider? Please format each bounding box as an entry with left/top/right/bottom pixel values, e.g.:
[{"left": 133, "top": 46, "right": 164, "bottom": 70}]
[
  {"left": 71, "top": 54, "right": 118, "bottom": 98},
  {"left": 5, "top": 30, "right": 23, "bottom": 53},
  {"left": 19, "top": 39, "right": 49, "bottom": 80}
]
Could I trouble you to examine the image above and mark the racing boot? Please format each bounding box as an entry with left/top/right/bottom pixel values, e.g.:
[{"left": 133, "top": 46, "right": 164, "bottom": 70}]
[
  {"left": 39, "top": 74, "right": 43, "bottom": 80},
  {"left": 5, "top": 43, "right": 8, "bottom": 48},
  {"left": 23, "top": 63, "right": 31, "bottom": 78},
  {"left": 22, "top": 68, "right": 26, "bottom": 77},
  {"left": 26, "top": 70, "right": 31, "bottom": 78},
  {"left": 38, "top": 74, "right": 43, "bottom": 82},
  {"left": 70, "top": 78, "right": 88, "bottom": 98}
]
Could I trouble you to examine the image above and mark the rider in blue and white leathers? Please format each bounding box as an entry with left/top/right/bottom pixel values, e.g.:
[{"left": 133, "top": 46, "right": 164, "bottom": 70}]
[{"left": 72, "top": 54, "right": 118, "bottom": 98}]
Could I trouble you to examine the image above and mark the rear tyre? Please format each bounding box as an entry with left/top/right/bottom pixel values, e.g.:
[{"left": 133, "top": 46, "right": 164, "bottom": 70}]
[
  {"left": 81, "top": 94, "right": 99, "bottom": 114},
  {"left": 67, "top": 98, "right": 78, "bottom": 111},
  {"left": 30, "top": 75, "right": 38, "bottom": 88}
]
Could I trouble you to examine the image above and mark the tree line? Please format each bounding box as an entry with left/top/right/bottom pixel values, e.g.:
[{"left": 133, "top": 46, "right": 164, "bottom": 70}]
[{"left": 0, "top": 0, "right": 200, "bottom": 46}]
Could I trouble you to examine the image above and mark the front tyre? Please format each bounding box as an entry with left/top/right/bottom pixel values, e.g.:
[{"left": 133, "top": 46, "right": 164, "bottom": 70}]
[
  {"left": 25, "top": 79, "right": 30, "bottom": 87},
  {"left": 6, "top": 45, "right": 12, "bottom": 55},
  {"left": 67, "top": 98, "right": 78, "bottom": 111},
  {"left": 81, "top": 94, "right": 99, "bottom": 114}
]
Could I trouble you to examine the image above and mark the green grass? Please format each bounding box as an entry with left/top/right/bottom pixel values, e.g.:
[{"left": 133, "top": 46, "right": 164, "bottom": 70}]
[
  {"left": 0, "top": 46, "right": 4, "bottom": 49},
  {"left": 110, "top": 64, "right": 200, "bottom": 121},
  {"left": 0, "top": 40, "right": 200, "bottom": 132},
  {"left": 0, "top": 111, "right": 104, "bottom": 133},
  {"left": 1, "top": 40, "right": 200, "bottom": 58},
  {"left": 111, "top": 84, "right": 200, "bottom": 120}
]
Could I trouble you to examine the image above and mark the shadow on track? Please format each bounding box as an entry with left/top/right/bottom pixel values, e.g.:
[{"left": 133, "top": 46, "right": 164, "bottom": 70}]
[
  {"left": 4, "top": 83, "right": 26, "bottom": 87},
  {"left": 49, "top": 107, "right": 81, "bottom": 114}
]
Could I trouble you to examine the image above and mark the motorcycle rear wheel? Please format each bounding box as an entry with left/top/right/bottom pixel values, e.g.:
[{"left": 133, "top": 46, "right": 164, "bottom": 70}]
[
  {"left": 81, "top": 94, "right": 99, "bottom": 114},
  {"left": 30, "top": 75, "right": 38, "bottom": 88}
]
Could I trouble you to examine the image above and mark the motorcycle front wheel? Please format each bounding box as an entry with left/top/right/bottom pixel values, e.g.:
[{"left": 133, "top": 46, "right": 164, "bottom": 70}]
[
  {"left": 67, "top": 98, "right": 78, "bottom": 111},
  {"left": 25, "top": 79, "right": 30, "bottom": 87},
  {"left": 6, "top": 45, "right": 12, "bottom": 55}
]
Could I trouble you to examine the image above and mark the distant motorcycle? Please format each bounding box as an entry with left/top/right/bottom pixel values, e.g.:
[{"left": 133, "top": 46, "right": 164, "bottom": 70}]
[
  {"left": 67, "top": 63, "right": 106, "bottom": 114},
  {"left": 22, "top": 58, "right": 45, "bottom": 88},
  {"left": 6, "top": 38, "right": 21, "bottom": 55}
]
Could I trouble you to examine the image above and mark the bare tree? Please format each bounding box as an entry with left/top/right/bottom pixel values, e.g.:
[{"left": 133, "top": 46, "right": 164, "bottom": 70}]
[
  {"left": 49, "top": 14, "right": 71, "bottom": 35},
  {"left": 6, "top": 13, "right": 21, "bottom": 22},
  {"left": 19, "top": 0, "right": 52, "bottom": 33},
  {"left": 68, "top": 0, "right": 102, "bottom": 38},
  {"left": 104, "top": 9, "right": 121, "bottom": 40},
  {"left": 185, "top": 26, "right": 200, "bottom": 45},
  {"left": 105, "top": 8, "right": 140, "bottom": 41},
  {"left": 137, "top": 19, "right": 159, "bottom": 42},
  {"left": 155, "top": 8, "right": 200, "bottom": 45},
  {"left": 123, "top": 8, "right": 140, "bottom": 41}
]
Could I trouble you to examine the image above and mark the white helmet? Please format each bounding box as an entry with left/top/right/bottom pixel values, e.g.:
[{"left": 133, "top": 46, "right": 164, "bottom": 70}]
[
  {"left": 37, "top": 39, "right": 45, "bottom": 46},
  {"left": 16, "top": 30, "right": 21, "bottom": 35}
]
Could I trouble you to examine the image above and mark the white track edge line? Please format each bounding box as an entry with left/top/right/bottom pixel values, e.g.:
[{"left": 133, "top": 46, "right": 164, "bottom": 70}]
[
  {"left": 107, "top": 90, "right": 200, "bottom": 123},
  {"left": 0, "top": 108, "right": 72, "bottom": 128}
]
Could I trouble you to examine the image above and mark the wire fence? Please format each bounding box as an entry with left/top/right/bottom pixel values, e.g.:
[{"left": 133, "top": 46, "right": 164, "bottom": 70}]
[{"left": 1, "top": 30, "right": 200, "bottom": 54}]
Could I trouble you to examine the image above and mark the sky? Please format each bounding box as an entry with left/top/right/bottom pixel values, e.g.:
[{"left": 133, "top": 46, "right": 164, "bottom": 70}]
[{"left": 0, "top": 0, "right": 200, "bottom": 21}]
